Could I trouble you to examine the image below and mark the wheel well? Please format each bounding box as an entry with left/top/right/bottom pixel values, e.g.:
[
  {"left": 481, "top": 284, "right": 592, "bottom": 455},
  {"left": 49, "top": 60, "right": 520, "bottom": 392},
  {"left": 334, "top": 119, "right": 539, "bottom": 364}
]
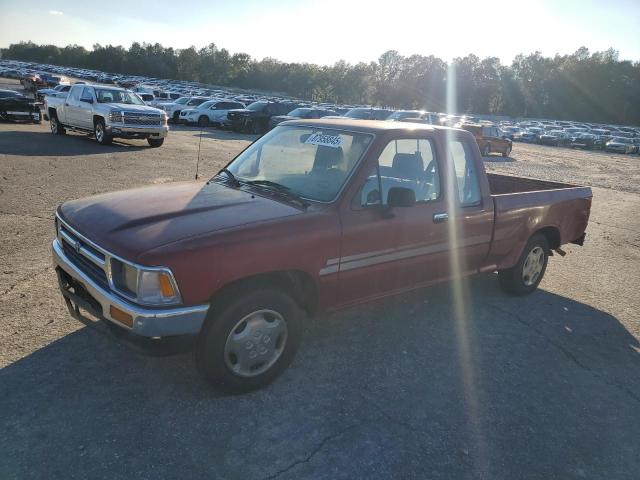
[
  {"left": 210, "top": 271, "right": 318, "bottom": 316},
  {"left": 535, "top": 226, "right": 561, "bottom": 250},
  {"left": 93, "top": 115, "right": 104, "bottom": 126}
]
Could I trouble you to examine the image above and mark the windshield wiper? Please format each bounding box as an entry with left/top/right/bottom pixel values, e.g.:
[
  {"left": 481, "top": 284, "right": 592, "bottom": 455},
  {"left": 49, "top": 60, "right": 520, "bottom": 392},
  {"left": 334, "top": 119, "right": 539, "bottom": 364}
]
[
  {"left": 214, "top": 168, "right": 241, "bottom": 187},
  {"left": 245, "top": 180, "right": 309, "bottom": 208}
]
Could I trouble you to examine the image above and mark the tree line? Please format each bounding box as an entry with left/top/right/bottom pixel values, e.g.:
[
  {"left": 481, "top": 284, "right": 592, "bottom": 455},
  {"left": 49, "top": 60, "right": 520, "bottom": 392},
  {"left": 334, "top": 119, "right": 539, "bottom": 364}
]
[{"left": 2, "top": 41, "right": 639, "bottom": 125}]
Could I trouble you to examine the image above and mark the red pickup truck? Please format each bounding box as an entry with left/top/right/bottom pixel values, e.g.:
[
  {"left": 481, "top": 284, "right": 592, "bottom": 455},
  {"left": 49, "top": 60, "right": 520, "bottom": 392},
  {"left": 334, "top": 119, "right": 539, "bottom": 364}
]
[{"left": 53, "top": 119, "right": 592, "bottom": 392}]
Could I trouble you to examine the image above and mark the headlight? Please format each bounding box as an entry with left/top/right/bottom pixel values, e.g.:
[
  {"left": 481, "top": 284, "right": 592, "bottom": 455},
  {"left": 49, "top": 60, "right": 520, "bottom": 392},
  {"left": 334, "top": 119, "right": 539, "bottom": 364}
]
[
  {"left": 108, "top": 111, "right": 123, "bottom": 123},
  {"left": 110, "top": 259, "right": 181, "bottom": 306}
]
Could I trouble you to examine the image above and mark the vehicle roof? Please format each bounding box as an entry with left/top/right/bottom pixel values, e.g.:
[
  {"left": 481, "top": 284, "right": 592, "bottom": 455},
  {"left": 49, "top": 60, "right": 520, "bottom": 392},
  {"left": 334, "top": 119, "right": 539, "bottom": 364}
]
[{"left": 280, "top": 118, "right": 450, "bottom": 134}]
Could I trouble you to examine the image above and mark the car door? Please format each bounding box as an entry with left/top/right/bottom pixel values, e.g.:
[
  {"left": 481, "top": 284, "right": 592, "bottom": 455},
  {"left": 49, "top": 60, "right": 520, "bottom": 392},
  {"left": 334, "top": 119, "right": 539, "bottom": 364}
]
[
  {"left": 64, "top": 85, "right": 83, "bottom": 126},
  {"left": 77, "top": 87, "right": 95, "bottom": 129},
  {"left": 336, "top": 135, "right": 450, "bottom": 306}
]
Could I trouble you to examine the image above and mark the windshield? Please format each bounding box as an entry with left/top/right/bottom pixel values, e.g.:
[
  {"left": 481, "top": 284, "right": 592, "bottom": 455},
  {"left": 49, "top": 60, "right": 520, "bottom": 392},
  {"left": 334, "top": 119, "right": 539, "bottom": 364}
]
[
  {"left": 95, "top": 89, "right": 144, "bottom": 105},
  {"left": 225, "top": 126, "right": 373, "bottom": 202},
  {"left": 174, "top": 97, "right": 189, "bottom": 104},
  {"left": 287, "top": 108, "right": 311, "bottom": 118},
  {"left": 247, "top": 101, "right": 268, "bottom": 111},
  {"left": 386, "top": 111, "right": 421, "bottom": 121},
  {"left": 344, "top": 108, "right": 372, "bottom": 119}
]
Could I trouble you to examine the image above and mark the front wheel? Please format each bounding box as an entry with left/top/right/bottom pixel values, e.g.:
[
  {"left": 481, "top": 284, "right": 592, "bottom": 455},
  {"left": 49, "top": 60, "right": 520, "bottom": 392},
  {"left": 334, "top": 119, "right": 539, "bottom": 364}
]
[
  {"left": 94, "top": 119, "right": 112, "bottom": 145},
  {"left": 50, "top": 114, "right": 65, "bottom": 135},
  {"left": 482, "top": 144, "right": 490, "bottom": 156},
  {"left": 147, "top": 138, "right": 164, "bottom": 148},
  {"left": 502, "top": 145, "right": 512, "bottom": 157},
  {"left": 198, "top": 115, "right": 209, "bottom": 127},
  {"left": 498, "top": 234, "right": 549, "bottom": 295},
  {"left": 195, "top": 288, "right": 303, "bottom": 393}
]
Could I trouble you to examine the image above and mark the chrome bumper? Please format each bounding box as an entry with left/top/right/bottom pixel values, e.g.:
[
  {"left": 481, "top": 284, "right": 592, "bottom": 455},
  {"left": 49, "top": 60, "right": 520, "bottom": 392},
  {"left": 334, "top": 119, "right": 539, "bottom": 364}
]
[
  {"left": 52, "top": 239, "right": 208, "bottom": 337},
  {"left": 107, "top": 124, "right": 169, "bottom": 138}
]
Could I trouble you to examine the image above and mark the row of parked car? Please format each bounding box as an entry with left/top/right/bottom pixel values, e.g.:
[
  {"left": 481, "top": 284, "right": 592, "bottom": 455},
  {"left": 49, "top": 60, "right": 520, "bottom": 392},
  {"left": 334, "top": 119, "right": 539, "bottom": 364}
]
[
  {"left": 501, "top": 121, "right": 640, "bottom": 154},
  {"left": 2, "top": 59, "right": 639, "bottom": 155}
]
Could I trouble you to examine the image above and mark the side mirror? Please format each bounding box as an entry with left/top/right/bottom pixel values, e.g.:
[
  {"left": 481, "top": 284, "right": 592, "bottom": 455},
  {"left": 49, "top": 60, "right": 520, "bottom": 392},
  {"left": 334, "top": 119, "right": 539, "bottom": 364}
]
[
  {"left": 81, "top": 98, "right": 93, "bottom": 104},
  {"left": 387, "top": 187, "right": 416, "bottom": 207}
]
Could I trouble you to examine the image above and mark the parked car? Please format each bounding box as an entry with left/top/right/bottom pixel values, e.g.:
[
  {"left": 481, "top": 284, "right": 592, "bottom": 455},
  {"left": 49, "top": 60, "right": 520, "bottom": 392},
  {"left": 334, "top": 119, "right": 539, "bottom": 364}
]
[
  {"left": 0, "top": 89, "right": 41, "bottom": 123},
  {"left": 36, "top": 84, "right": 72, "bottom": 102},
  {"left": 569, "top": 132, "right": 597, "bottom": 150},
  {"left": 386, "top": 110, "right": 439, "bottom": 124},
  {"left": 268, "top": 107, "right": 336, "bottom": 129},
  {"left": 460, "top": 124, "right": 512, "bottom": 156},
  {"left": 605, "top": 137, "right": 636, "bottom": 154},
  {"left": 44, "top": 85, "right": 168, "bottom": 147},
  {"left": 539, "top": 130, "right": 571, "bottom": 147},
  {"left": 225, "top": 101, "right": 300, "bottom": 133},
  {"left": 179, "top": 100, "right": 246, "bottom": 127},
  {"left": 52, "top": 119, "right": 591, "bottom": 392},
  {"left": 157, "top": 96, "right": 209, "bottom": 123},
  {"left": 341, "top": 107, "right": 394, "bottom": 120},
  {"left": 137, "top": 93, "right": 155, "bottom": 105},
  {"left": 517, "top": 127, "right": 543, "bottom": 143}
]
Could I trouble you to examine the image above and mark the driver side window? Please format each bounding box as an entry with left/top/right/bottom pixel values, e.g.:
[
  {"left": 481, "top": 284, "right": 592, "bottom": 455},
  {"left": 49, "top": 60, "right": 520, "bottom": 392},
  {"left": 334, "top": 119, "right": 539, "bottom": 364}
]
[{"left": 360, "top": 138, "right": 440, "bottom": 206}]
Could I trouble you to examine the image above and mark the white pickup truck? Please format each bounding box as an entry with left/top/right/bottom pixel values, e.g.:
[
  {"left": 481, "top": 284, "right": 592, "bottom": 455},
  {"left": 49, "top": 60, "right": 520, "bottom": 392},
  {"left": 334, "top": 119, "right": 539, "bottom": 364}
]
[{"left": 44, "top": 84, "right": 169, "bottom": 147}]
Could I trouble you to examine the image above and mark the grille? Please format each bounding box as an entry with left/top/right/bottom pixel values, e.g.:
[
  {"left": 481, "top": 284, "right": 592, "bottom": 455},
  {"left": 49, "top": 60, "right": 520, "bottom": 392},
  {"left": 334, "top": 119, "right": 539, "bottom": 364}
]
[
  {"left": 123, "top": 112, "right": 163, "bottom": 126},
  {"left": 59, "top": 224, "right": 109, "bottom": 288}
]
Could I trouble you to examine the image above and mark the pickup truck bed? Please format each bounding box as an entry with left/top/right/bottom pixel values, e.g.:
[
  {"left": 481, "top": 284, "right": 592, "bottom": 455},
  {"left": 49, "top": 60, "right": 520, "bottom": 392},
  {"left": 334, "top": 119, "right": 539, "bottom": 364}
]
[{"left": 485, "top": 173, "right": 591, "bottom": 272}]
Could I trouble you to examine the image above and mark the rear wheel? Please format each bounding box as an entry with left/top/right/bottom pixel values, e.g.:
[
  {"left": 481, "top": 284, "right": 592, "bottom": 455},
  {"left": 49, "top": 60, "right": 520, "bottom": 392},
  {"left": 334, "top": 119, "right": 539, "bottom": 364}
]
[
  {"left": 198, "top": 115, "right": 209, "bottom": 127},
  {"left": 50, "top": 113, "right": 65, "bottom": 135},
  {"left": 195, "top": 288, "right": 303, "bottom": 393},
  {"left": 502, "top": 144, "right": 512, "bottom": 157},
  {"left": 147, "top": 138, "right": 164, "bottom": 148},
  {"left": 482, "top": 144, "right": 490, "bottom": 156},
  {"left": 498, "top": 234, "right": 549, "bottom": 295},
  {"left": 94, "top": 119, "right": 112, "bottom": 145}
]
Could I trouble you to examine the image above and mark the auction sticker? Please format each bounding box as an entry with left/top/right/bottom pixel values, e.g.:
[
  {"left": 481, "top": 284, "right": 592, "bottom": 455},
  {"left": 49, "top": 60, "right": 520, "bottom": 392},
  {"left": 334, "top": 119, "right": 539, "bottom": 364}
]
[{"left": 305, "top": 132, "right": 343, "bottom": 148}]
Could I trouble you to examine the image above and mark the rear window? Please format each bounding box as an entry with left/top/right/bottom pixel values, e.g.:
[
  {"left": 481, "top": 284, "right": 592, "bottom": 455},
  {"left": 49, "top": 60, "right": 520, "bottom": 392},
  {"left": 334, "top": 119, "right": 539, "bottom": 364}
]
[{"left": 450, "top": 140, "right": 481, "bottom": 206}]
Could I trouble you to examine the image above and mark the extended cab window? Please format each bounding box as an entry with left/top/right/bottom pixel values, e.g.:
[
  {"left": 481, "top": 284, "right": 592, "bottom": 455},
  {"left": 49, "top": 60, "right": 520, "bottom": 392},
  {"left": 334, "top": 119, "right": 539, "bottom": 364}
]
[
  {"left": 360, "top": 138, "right": 440, "bottom": 206},
  {"left": 450, "top": 140, "right": 481, "bottom": 206}
]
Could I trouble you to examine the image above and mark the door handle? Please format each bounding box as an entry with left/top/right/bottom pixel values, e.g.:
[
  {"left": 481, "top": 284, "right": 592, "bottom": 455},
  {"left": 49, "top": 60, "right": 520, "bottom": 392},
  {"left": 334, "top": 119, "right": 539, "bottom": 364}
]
[{"left": 433, "top": 212, "right": 449, "bottom": 223}]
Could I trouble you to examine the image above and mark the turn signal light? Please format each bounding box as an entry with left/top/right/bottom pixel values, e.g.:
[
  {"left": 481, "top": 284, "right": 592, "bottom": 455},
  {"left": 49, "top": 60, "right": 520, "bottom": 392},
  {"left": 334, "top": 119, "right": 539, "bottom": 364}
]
[
  {"left": 159, "top": 273, "right": 176, "bottom": 298},
  {"left": 109, "top": 305, "right": 133, "bottom": 328}
]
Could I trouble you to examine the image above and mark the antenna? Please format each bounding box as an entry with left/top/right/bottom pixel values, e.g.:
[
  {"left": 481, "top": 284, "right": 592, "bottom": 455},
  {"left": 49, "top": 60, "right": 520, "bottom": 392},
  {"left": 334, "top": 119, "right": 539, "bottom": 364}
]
[{"left": 195, "top": 126, "right": 203, "bottom": 180}]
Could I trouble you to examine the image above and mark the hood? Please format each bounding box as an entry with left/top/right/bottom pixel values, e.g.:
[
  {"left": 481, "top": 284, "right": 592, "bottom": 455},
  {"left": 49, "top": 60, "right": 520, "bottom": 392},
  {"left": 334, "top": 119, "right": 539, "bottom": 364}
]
[
  {"left": 107, "top": 103, "right": 164, "bottom": 114},
  {"left": 58, "top": 181, "right": 303, "bottom": 261},
  {"left": 271, "top": 115, "right": 294, "bottom": 122},
  {"left": 228, "top": 109, "right": 251, "bottom": 116}
]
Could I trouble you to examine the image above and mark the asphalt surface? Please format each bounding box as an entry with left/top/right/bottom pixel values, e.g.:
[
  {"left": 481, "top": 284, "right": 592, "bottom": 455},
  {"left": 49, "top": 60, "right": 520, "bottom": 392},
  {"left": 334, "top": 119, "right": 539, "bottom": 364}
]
[{"left": 1, "top": 80, "right": 639, "bottom": 479}]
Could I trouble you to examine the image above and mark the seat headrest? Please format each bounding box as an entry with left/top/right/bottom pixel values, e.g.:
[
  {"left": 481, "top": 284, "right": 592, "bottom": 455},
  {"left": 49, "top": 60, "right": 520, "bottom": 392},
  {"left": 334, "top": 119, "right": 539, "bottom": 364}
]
[
  {"left": 392, "top": 153, "right": 423, "bottom": 179},
  {"left": 313, "top": 145, "right": 344, "bottom": 171}
]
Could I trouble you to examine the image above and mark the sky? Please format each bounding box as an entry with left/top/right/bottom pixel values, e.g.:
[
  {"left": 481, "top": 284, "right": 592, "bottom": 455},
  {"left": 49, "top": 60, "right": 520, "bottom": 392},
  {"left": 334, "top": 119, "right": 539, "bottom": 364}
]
[{"left": 1, "top": 0, "right": 639, "bottom": 65}]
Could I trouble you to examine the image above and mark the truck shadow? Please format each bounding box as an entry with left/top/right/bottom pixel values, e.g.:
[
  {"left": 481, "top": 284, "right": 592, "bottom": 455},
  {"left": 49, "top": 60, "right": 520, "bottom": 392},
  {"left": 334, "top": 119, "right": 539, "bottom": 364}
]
[
  {"left": 0, "top": 129, "right": 147, "bottom": 156},
  {"left": 1, "top": 275, "right": 639, "bottom": 478},
  {"left": 482, "top": 154, "right": 516, "bottom": 163}
]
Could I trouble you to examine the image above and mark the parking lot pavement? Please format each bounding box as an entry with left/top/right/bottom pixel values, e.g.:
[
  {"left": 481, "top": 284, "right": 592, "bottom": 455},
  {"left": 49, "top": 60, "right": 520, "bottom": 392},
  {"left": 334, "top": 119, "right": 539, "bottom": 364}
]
[{"left": 1, "top": 121, "right": 639, "bottom": 479}]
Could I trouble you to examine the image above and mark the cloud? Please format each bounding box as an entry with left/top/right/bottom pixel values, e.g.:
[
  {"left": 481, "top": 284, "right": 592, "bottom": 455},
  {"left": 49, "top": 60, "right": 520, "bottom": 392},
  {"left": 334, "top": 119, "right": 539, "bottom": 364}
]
[{"left": 48, "top": 10, "right": 64, "bottom": 16}]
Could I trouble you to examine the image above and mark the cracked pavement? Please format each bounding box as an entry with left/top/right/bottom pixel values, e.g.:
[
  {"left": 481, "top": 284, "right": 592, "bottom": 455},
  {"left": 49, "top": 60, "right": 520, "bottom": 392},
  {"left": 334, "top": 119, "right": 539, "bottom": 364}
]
[{"left": 1, "top": 114, "right": 639, "bottom": 479}]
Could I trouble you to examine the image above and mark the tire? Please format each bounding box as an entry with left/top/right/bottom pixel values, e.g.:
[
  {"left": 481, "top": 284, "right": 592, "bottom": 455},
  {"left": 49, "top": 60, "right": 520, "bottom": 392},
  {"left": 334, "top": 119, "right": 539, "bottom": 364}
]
[
  {"left": 250, "top": 119, "right": 264, "bottom": 134},
  {"left": 198, "top": 115, "right": 209, "bottom": 127},
  {"left": 94, "top": 119, "right": 112, "bottom": 145},
  {"left": 502, "top": 144, "right": 512, "bottom": 157},
  {"left": 172, "top": 111, "right": 180, "bottom": 123},
  {"left": 147, "top": 138, "right": 164, "bottom": 148},
  {"left": 195, "top": 288, "right": 304, "bottom": 393},
  {"left": 50, "top": 113, "right": 65, "bottom": 135},
  {"left": 482, "top": 144, "right": 490, "bottom": 156},
  {"left": 498, "top": 233, "right": 549, "bottom": 296}
]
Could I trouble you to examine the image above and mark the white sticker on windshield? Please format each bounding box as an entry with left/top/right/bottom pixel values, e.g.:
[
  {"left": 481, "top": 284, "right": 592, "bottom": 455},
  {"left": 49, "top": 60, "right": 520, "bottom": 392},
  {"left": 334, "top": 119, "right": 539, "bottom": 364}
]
[{"left": 305, "top": 132, "right": 343, "bottom": 148}]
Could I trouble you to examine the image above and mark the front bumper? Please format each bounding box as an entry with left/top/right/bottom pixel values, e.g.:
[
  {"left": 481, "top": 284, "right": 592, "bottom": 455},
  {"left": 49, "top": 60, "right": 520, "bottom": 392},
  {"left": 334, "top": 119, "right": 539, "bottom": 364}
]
[
  {"left": 52, "top": 239, "right": 208, "bottom": 337},
  {"left": 107, "top": 124, "right": 169, "bottom": 138}
]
